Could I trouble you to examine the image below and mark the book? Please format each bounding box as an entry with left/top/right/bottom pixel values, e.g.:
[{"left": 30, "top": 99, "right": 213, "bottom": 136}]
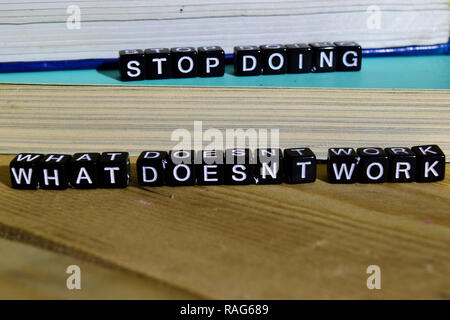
[
  {"left": 0, "top": 0, "right": 448, "bottom": 69},
  {"left": 1, "top": 84, "right": 448, "bottom": 160}
]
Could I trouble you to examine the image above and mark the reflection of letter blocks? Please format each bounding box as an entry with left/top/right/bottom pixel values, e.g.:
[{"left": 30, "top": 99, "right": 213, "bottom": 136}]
[
  {"left": 166, "top": 150, "right": 196, "bottom": 186},
  {"left": 98, "top": 152, "right": 130, "bottom": 188},
  {"left": 10, "top": 153, "right": 44, "bottom": 189},
  {"left": 260, "top": 44, "right": 287, "bottom": 75},
  {"left": 70, "top": 153, "right": 100, "bottom": 189},
  {"left": 136, "top": 151, "right": 167, "bottom": 186},
  {"left": 195, "top": 150, "right": 225, "bottom": 185},
  {"left": 283, "top": 148, "right": 316, "bottom": 184},
  {"left": 384, "top": 147, "right": 416, "bottom": 182},
  {"left": 225, "top": 149, "right": 255, "bottom": 185},
  {"left": 357, "top": 148, "right": 389, "bottom": 183},
  {"left": 309, "top": 42, "right": 336, "bottom": 73},
  {"left": 411, "top": 145, "right": 446, "bottom": 182},
  {"left": 334, "top": 42, "right": 362, "bottom": 71},
  {"left": 327, "top": 148, "right": 359, "bottom": 183},
  {"left": 197, "top": 46, "right": 225, "bottom": 77},
  {"left": 233, "top": 46, "right": 261, "bottom": 76},
  {"left": 119, "top": 49, "right": 145, "bottom": 81},
  {"left": 144, "top": 48, "right": 172, "bottom": 79},
  {"left": 171, "top": 47, "right": 198, "bottom": 78},
  {"left": 255, "top": 148, "right": 283, "bottom": 184},
  {"left": 38, "top": 154, "right": 72, "bottom": 190}
]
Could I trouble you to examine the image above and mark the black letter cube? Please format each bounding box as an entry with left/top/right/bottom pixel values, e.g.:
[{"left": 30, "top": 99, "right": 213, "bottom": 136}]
[
  {"left": 119, "top": 49, "right": 145, "bottom": 81},
  {"left": 198, "top": 46, "right": 225, "bottom": 77},
  {"left": 283, "top": 148, "right": 316, "bottom": 184},
  {"left": 195, "top": 150, "right": 224, "bottom": 185},
  {"left": 225, "top": 149, "right": 255, "bottom": 185},
  {"left": 165, "top": 150, "right": 196, "bottom": 186},
  {"left": 334, "top": 41, "right": 362, "bottom": 71},
  {"left": 309, "top": 42, "right": 336, "bottom": 72},
  {"left": 70, "top": 153, "right": 100, "bottom": 189},
  {"left": 357, "top": 148, "right": 389, "bottom": 183},
  {"left": 171, "top": 47, "right": 197, "bottom": 78},
  {"left": 233, "top": 46, "right": 261, "bottom": 76},
  {"left": 385, "top": 147, "right": 417, "bottom": 182},
  {"left": 256, "top": 148, "right": 283, "bottom": 184},
  {"left": 10, "top": 153, "right": 44, "bottom": 189},
  {"left": 144, "top": 48, "right": 171, "bottom": 79},
  {"left": 411, "top": 145, "right": 445, "bottom": 182},
  {"left": 327, "top": 148, "right": 359, "bottom": 183},
  {"left": 38, "top": 154, "right": 71, "bottom": 190},
  {"left": 136, "top": 151, "right": 167, "bottom": 186},
  {"left": 99, "top": 152, "right": 130, "bottom": 188},
  {"left": 260, "top": 44, "right": 287, "bottom": 75},
  {"left": 286, "top": 43, "right": 312, "bottom": 73}
]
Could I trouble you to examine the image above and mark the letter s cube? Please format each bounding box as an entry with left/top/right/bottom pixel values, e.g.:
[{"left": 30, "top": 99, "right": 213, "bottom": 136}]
[{"left": 119, "top": 49, "right": 145, "bottom": 81}]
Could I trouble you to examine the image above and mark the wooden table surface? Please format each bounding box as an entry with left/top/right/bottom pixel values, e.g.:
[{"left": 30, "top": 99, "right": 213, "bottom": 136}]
[{"left": 0, "top": 155, "right": 449, "bottom": 299}]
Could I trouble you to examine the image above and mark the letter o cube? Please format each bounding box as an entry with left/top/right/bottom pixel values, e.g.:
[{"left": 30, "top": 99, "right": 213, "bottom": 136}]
[
  {"left": 165, "top": 150, "right": 196, "bottom": 186},
  {"left": 171, "top": 47, "right": 198, "bottom": 78}
]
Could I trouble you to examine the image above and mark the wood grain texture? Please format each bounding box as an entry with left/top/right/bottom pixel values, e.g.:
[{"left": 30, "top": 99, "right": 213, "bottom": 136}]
[
  {"left": 0, "top": 84, "right": 449, "bottom": 160},
  {"left": 0, "top": 155, "right": 449, "bottom": 299},
  {"left": 0, "top": 237, "right": 197, "bottom": 299}
]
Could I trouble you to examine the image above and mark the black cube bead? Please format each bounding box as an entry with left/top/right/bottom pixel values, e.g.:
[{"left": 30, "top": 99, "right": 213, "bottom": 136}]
[
  {"left": 195, "top": 150, "right": 224, "bottom": 185},
  {"left": 9, "top": 153, "right": 44, "bottom": 189},
  {"left": 286, "top": 44, "right": 312, "bottom": 73},
  {"left": 197, "top": 46, "right": 225, "bottom": 77},
  {"left": 260, "top": 44, "right": 287, "bottom": 75},
  {"left": 224, "top": 149, "right": 255, "bottom": 185},
  {"left": 144, "top": 48, "right": 172, "bottom": 79},
  {"left": 165, "top": 150, "right": 196, "bottom": 186},
  {"left": 171, "top": 47, "right": 197, "bottom": 78},
  {"left": 327, "top": 148, "right": 359, "bottom": 183},
  {"left": 98, "top": 152, "right": 130, "bottom": 188},
  {"left": 233, "top": 46, "right": 262, "bottom": 76},
  {"left": 334, "top": 41, "right": 362, "bottom": 71},
  {"left": 384, "top": 147, "right": 416, "bottom": 182},
  {"left": 309, "top": 42, "right": 336, "bottom": 72},
  {"left": 136, "top": 151, "right": 167, "bottom": 186},
  {"left": 119, "top": 49, "right": 145, "bottom": 81},
  {"left": 283, "top": 148, "right": 316, "bottom": 184},
  {"left": 255, "top": 148, "right": 283, "bottom": 184},
  {"left": 411, "top": 145, "right": 445, "bottom": 182},
  {"left": 38, "top": 154, "right": 71, "bottom": 190},
  {"left": 357, "top": 148, "right": 389, "bottom": 183},
  {"left": 70, "top": 153, "right": 100, "bottom": 189}
]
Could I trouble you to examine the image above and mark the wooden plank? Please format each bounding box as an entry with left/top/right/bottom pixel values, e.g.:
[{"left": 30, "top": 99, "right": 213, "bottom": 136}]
[
  {"left": 0, "top": 237, "right": 198, "bottom": 299},
  {"left": 0, "top": 84, "right": 449, "bottom": 160},
  {"left": 0, "top": 155, "right": 449, "bottom": 299}
]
